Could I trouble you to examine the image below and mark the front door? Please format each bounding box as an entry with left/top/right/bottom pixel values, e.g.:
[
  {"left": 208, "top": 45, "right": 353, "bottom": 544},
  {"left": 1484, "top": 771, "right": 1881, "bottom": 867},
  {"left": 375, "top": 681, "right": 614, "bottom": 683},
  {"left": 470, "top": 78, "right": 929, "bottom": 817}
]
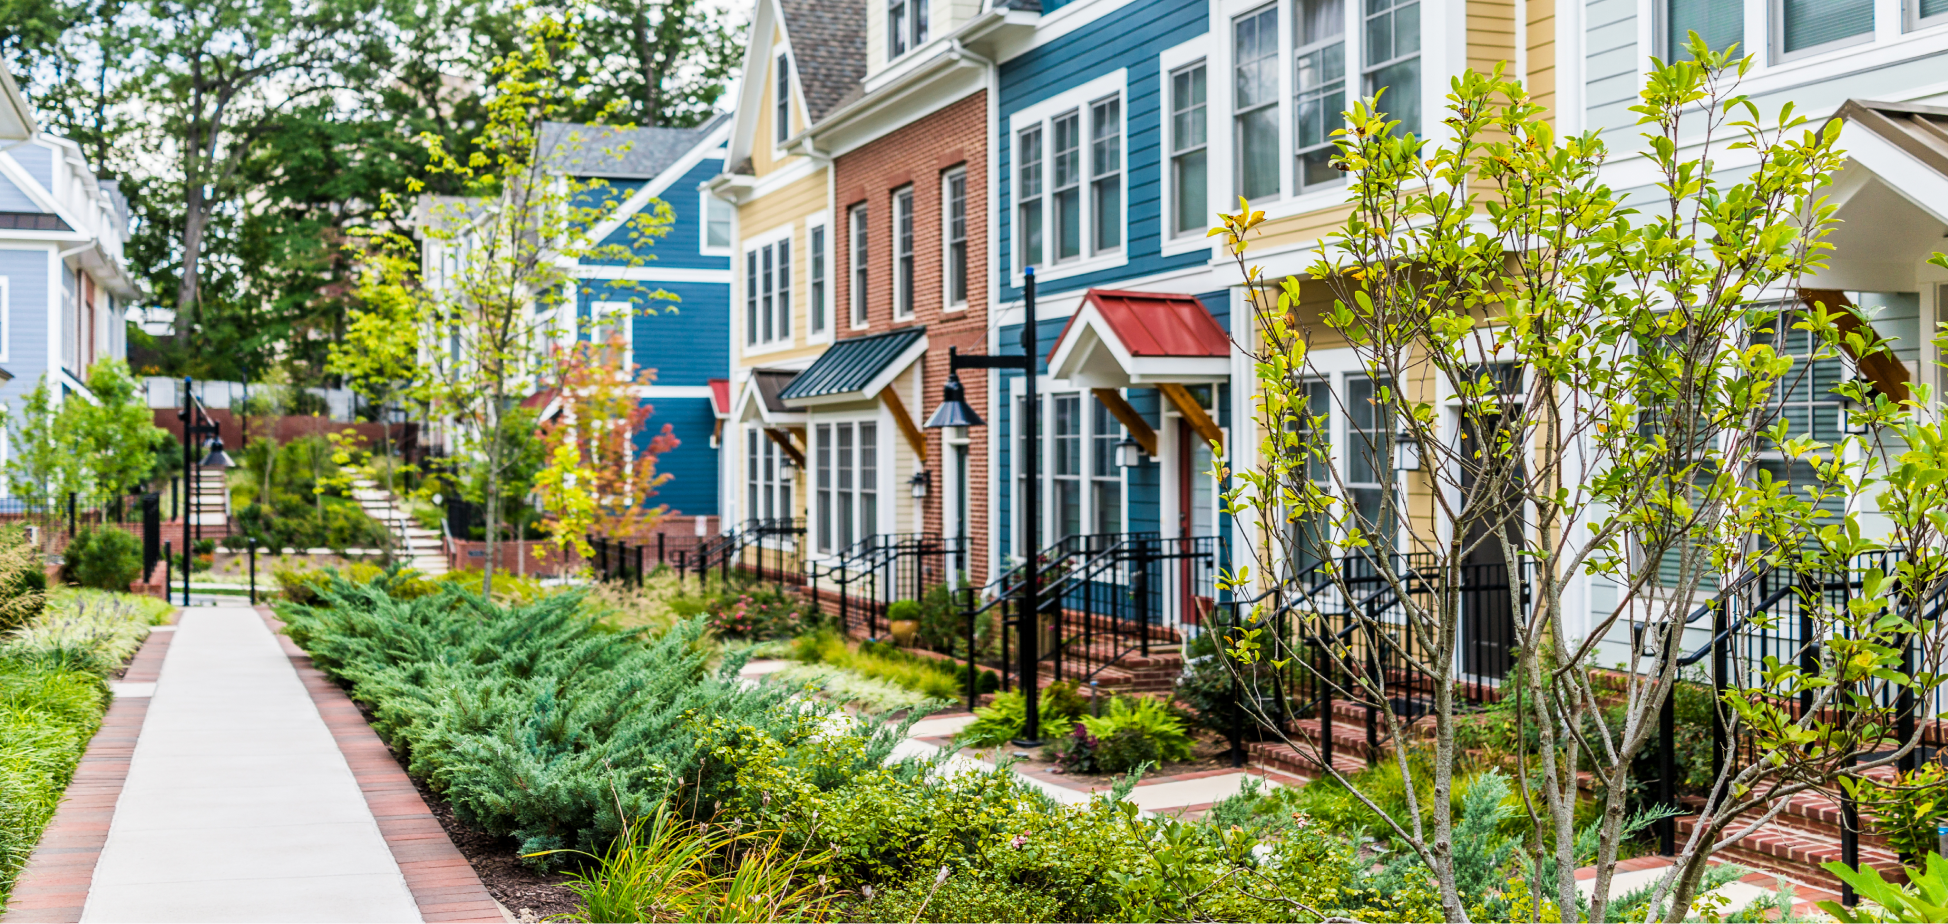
[
  {"left": 1459, "top": 412, "right": 1519, "bottom": 681},
  {"left": 1178, "top": 408, "right": 1215, "bottom": 625}
]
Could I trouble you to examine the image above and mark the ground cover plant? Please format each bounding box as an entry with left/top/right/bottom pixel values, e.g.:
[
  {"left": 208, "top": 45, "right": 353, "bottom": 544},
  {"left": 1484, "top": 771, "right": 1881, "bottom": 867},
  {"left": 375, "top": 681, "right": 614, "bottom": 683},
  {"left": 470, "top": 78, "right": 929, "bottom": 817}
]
[
  {"left": 784, "top": 628, "right": 963, "bottom": 700},
  {"left": 0, "top": 588, "right": 168, "bottom": 913}
]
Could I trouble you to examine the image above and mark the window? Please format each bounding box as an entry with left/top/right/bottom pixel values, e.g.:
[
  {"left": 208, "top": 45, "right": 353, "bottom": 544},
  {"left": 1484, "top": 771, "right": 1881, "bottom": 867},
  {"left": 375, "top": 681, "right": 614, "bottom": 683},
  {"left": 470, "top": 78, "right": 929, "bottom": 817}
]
[
  {"left": 810, "top": 225, "right": 827, "bottom": 334},
  {"left": 1170, "top": 63, "right": 1208, "bottom": 237},
  {"left": 744, "top": 237, "right": 791, "bottom": 347},
  {"left": 1294, "top": 0, "right": 1346, "bottom": 192},
  {"left": 1911, "top": 0, "right": 1948, "bottom": 30},
  {"left": 1018, "top": 126, "right": 1044, "bottom": 270},
  {"left": 1089, "top": 96, "right": 1122, "bottom": 253},
  {"left": 893, "top": 186, "right": 915, "bottom": 319},
  {"left": 944, "top": 169, "right": 967, "bottom": 306},
  {"left": 746, "top": 429, "right": 791, "bottom": 522},
  {"left": 1363, "top": 0, "right": 1420, "bottom": 138},
  {"left": 588, "top": 300, "right": 631, "bottom": 362},
  {"left": 888, "top": 0, "right": 927, "bottom": 58},
  {"left": 850, "top": 204, "right": 869, "bottom": 326},
  {"left": 1666, "top": 0, "right": 1742, "bottom": 58},
  {"left": 1774, "top": 0, "right": 1873, "bottom": 59},
  {"left": 1347, "top": 374, "right": 1396, "bottom": 549},
  {"left": 816, "top": 423, "right": 833, "bottom": 551},
  {"left": 775, "top": 55, "right": 792, "bottom": 144},
  {"left": 820, "top": 421, "right": 881, "bottom": 551},
  {"left": 1090, "top": 399, "right": 1122, "bottom": 534},
  {"left": 1054, "top": 393, "right": 1082, "bottom": 538},
  {"left": 1235, "top": 5, "right": 1281, "bottom": 200},
  {"left": 704, "top": 195, "right": 733, "bottom": 249},
  {"left": 1052, "top": 111, "right": 1082, "bottom": 262}
]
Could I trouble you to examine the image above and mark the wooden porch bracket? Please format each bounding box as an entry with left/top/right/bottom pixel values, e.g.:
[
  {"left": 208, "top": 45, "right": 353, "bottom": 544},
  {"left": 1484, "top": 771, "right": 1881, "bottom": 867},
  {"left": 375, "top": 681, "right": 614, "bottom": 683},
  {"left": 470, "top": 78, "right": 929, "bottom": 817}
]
[
  {"left": 1800, "top": 288, "right": 1912, "bottom": 405},
  {"left": 762, "top": 427, "right": 805, "bottom": 468},
  {"left": 1090, "top": 388, "right": 1158, "bottom": 456},
  {"left": 879, "top": 387, "right": 929, "bottom": 455},
  {"left": 1159, "top": 382, "right": 1223, "bottom": 454}
]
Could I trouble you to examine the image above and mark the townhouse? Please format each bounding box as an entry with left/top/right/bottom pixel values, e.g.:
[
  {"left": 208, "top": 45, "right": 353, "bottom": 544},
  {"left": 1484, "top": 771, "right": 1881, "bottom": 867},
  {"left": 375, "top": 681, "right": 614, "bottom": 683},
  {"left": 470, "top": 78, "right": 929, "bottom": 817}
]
[
  {"left": 708, "top": 0, "right": 868, "bottom": 565},
  {"left": 0, "top": 66, "right": 142, "bottom": 481}
]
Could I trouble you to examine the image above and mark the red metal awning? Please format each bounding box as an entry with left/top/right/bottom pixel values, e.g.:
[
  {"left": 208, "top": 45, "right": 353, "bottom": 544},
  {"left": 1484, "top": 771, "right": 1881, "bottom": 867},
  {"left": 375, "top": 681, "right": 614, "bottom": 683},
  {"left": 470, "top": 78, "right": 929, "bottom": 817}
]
[
  {"left": 708, "top": 378, "right": 731, "bottom": 417},
  {"left": 1046, "top": 289, "right": 1231, "bottom": 388}
]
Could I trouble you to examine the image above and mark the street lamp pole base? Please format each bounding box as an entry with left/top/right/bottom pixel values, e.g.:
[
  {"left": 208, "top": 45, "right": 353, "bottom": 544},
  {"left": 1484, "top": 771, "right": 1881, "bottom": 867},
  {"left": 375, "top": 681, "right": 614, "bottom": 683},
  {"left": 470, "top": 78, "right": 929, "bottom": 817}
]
[{"left": 1011, "top": 738, "right": 1044, "bottom": 749}]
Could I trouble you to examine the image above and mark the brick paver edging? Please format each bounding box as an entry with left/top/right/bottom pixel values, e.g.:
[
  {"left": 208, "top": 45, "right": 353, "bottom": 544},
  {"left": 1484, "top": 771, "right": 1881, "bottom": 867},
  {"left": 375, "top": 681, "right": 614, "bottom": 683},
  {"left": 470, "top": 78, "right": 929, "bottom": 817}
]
[
  {"left": 257, "top": 606, "right": 504, "bottom": 924},
  {"left": 2, "top": 622, "right": 176, "bottom": 923}
]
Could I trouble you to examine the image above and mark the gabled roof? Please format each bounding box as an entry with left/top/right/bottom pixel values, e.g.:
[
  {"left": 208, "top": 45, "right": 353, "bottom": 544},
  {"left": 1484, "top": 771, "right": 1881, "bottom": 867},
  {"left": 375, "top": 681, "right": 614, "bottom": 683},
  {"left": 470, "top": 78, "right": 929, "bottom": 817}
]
[
  {"left": 779, "top": 0, "right": 866, "bottom": 123},
  {"left": 779, "top": 327, "right": 927, "bottom": 406},
  {"left": 752, "top": 369, "right": 801, "bottom": 414},
  {"left": 1833, "top": 100, "right": 1948, "bottom": 181},
  {"left": 1046, "top": 290, "right": 1230, "bottom": 389},
  {"left": 541, "top": 115, "right": 729, "bottom": 180}
]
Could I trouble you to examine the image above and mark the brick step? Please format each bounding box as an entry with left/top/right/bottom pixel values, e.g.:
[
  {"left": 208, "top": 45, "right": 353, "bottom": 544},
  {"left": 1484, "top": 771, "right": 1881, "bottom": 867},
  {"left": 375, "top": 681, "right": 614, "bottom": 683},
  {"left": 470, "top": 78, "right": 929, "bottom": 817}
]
[
  {"left": 1714, "top": 791, "right": 1896, "bottom": 851},
  {"left": 1248, "top": 740, "right": 1370, "bottom": 780},
  {"left": 1283, "top": 715, "right": 1384, "bottom": 760},
  {"left": 1675, "top": 815, "right": 1903, "bottom": 893}
]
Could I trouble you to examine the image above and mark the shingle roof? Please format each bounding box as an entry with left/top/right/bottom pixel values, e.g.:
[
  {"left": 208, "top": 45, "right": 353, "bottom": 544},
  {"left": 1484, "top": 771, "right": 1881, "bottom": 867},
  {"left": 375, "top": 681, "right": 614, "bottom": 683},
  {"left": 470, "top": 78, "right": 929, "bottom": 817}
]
[
  {"left": 779, "top": 0, "right": 867, "bottom": 122},
  {"left": 540, "top": 116, "right": 727, "bottom": 180},
  {"left": 778, "top": 328, "right": 926, "bottom": 402}
]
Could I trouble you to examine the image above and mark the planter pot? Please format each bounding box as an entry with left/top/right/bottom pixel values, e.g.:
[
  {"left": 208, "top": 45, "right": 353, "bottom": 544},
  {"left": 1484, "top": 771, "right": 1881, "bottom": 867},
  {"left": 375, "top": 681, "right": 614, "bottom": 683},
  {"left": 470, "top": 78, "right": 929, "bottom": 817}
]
[{"left": 888, "top": 619, "right": 919, "bottom": 647}]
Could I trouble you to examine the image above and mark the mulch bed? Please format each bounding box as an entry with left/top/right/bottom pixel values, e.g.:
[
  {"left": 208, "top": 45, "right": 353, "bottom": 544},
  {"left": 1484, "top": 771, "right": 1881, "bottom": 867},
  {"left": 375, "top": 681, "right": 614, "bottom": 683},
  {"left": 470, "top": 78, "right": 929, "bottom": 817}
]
[{"left": 344, "top": 697, "right": 582, "bottom": 922}]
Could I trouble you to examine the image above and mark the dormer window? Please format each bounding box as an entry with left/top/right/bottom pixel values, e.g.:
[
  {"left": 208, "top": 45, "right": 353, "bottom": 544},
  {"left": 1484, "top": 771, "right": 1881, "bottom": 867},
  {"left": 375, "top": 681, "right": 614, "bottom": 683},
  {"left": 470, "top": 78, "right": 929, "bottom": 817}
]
[
  {"left": 888, "top": 0, "right": 927, "bottom": 58},
  {"left": 775, "top": 54, "right": 791, "bottom": 144}
]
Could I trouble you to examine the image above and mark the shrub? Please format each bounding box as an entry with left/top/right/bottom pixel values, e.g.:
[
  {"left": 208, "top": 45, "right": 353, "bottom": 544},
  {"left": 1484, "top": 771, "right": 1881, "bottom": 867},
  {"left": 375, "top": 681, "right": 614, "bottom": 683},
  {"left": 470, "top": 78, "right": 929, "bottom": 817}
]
[
  {"left": 789, "top": 629, "right": 962, "bottom": 700},
  {"left": 704, "top": 590, "right": 806, "bottom": 640},
  {"left": 885, "top": 599, "right": 921, "bottom": 624},
  {"left": 955, "top": 681, "right": 1087, "bottom": 748},
  {"left": 765, "top": 661, "right": 934, "bottom": 713},
  {"left": 858, "top": 870, "right": 1066, "bottom": 923},
  {"left": 915, "top": 583, "right": 968, "bottom": 655},
  {"left": 276, "top": 574, "right": 834, "bottom": 864},
  {"left": 275, "top": 563, "right": 434, "bottom": 604},
  {"left": 1044, "top": 695, "right": 1193, "bottom": 773},
  {"left": 544, "top": 804, "right": 835, "bottom": 924},
  {"left": 0, "top": 530, "right": 46, "bottom": 634},
  {"left": 61, "top": 528, "right": 142, "bottom": 591}
]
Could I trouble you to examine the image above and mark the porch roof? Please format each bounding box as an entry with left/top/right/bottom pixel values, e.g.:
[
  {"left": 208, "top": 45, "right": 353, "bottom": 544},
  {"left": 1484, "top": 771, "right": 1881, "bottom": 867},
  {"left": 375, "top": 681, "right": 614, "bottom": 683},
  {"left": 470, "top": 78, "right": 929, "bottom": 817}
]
[
  {"left": 778, "top": 327, "right": 927, "bottom": 407},
  {"left": 708, "top": 378, "right": 731, "bottom": 417},
  {"left": 1833, "top": 100, "right": 1948, "bottom": 190},
  {"left": 1045, "top": 289, "right": 1230, "bottom": 388}
]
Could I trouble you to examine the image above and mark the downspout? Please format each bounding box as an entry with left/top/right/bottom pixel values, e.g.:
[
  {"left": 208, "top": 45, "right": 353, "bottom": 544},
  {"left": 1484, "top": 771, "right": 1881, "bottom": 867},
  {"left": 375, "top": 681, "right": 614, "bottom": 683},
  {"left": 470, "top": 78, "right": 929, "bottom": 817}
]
[{"left": 950, "top": 36, "right": 1000, "bottom": 586}]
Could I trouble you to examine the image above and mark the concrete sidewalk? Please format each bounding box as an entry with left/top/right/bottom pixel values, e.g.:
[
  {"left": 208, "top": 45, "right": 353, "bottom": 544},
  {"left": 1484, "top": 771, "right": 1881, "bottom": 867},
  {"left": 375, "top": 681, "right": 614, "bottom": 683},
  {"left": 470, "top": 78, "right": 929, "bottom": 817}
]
[{"left": 81, "top": 607, "right": 421, "bottom": 923}]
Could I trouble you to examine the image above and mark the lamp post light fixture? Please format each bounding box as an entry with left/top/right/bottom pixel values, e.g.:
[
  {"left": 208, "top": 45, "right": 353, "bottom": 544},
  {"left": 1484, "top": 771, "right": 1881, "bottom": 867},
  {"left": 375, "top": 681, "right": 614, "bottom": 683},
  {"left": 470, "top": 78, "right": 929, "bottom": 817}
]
[
  {"left": 1114, "top": 436, "right": 1145, "bottom": 469},
  {"left": 926, "top": 268, "right": 1045, "bottom": 745},
  {"left": 201, "top": 438, "right": 234, "bottom": 470},
  {"left": 1393, "top": 432, "right": 1422, "bottom": 472},
  {"left": 909, "top": 470, "right": 930, "bottom": 498}
]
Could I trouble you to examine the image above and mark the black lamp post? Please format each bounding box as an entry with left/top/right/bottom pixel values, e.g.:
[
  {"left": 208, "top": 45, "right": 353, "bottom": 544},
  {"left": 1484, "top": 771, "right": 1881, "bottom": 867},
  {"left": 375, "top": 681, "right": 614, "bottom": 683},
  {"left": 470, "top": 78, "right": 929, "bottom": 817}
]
[
  {"left": 178, "top": 377, "right": 227, "bottom": 606},
  {"left": 925, "top": 267, "right": 1044, "bottom": 745}
]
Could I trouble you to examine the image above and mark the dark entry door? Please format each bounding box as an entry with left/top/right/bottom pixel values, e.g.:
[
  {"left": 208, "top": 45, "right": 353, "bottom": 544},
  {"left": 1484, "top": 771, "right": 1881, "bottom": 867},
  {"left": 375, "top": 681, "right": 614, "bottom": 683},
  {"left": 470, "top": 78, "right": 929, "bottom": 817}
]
[{"left": 1460, "top": 412, "right": 1518, "bottom": 681}]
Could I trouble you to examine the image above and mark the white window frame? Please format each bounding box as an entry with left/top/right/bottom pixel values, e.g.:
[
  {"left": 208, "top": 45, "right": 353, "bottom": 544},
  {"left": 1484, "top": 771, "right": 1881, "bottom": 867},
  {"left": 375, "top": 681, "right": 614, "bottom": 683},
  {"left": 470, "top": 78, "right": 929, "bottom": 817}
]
[
  {"left": 893, "top": 185, "right": 916, "bottom": 319},
  {"left": 887, "top": 0, "right": 928, "bottom": 60},
  {"left": 1294, "top": 0, "right": 1349, "bottom": 196},
  {"left": 587, "top": 299, "right": 634, "bottom": 363},
  {"left": 774, "top": 52, "right": 793, "bottom": 146},
  {"left": 813, "top": 418, "right": 882, "bottom": 554},
  {"left": 1232, "top": 3, "right": 1283, "bottom": 204},
  {"left": 942, "top": 167, "right": 968, "bottom": 310},
  {"left": 701, "top": 192, "right": 733, "bottom": 255},
  {"left": 808, "top": 217, "right": 831, "bottom": 340},
  {"left": 1159, "top": 35, "right": 1214, "bottom": 255},
  {"left": 1771, "top": 0, "right": 1877, "bottom": 62},
  {"left": 747, "top": 426, "right": 793, "bottom": 525},
  {"left": 850, "top": 203, "right": 870, "bottom": 328},
  {"left": 1006, "top": 69, "right": 1130, "bottom": 287},
  {"left": 741, "top": 224, "right": 795, "bottom": 355},
  {"left": 1910, "top": 0, "right": 1948, "bottom": 31},
  {"left": 1010, "top": 377, "right": 1130, "bottom": 551}
]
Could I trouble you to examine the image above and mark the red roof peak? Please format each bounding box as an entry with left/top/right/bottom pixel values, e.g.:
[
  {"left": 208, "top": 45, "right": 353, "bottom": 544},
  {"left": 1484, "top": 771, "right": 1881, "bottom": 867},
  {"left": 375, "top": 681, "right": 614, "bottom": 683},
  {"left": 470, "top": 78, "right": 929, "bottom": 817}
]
[{"left": 1048, "top": 289, "right": 1228, "bottom": 365}]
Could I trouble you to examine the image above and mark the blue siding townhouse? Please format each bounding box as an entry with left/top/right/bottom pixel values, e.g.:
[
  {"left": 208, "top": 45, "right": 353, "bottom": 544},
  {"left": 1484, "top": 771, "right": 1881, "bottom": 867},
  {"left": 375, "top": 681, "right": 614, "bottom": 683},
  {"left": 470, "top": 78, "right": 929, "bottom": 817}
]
[
  {"left": 0, "top": 67, "right": 142, "bottom": 496},
  {"left": 983, "top": 0, "right": 1237, "bottom": 631},
  {"left": 551, "top": 116, "right": 736, "bottom": 531}
]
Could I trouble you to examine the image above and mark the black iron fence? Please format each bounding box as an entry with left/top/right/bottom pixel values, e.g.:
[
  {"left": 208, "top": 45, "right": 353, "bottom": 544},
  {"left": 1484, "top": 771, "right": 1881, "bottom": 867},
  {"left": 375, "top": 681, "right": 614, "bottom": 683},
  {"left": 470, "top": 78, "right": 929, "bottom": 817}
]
[
  {"left": 964, "top": 533, "right": 1219, "bottom": 699},
  {"left": 808, "top": 533, "right": 966, "bottom": 640}
]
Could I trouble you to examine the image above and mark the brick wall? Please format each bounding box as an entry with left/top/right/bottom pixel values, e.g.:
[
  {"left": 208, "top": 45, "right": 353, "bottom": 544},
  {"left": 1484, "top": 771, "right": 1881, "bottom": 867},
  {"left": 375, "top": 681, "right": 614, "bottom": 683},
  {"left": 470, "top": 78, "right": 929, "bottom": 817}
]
[{"left": 834, "top": 91, "right": 990, "bottom": 584}]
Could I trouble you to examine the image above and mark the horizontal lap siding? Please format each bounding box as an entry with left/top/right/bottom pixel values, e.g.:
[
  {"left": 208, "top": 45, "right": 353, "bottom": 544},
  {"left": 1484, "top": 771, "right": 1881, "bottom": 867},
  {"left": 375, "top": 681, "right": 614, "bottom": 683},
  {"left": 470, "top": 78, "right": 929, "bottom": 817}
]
[
  {"left": 1584, "top": 0, "right": 1639, "bottom": 135},
  {"left": 996, "top": 0, "right": 1210, "bottom": 301},
  {"left": 644, "top": 397, "right": 720, "bottom": 516},
  {"left": 1528, "top": 0, "right": 1557, "bottom": 115},
  {"left": 620, "top": 280, "right": 730, "bottom": 386},
  {"left": 0, "top": 248, "right": 48, "bottom": 427},
  {"left": 594, "top": 159, "right": 733, "bottom": 271}
]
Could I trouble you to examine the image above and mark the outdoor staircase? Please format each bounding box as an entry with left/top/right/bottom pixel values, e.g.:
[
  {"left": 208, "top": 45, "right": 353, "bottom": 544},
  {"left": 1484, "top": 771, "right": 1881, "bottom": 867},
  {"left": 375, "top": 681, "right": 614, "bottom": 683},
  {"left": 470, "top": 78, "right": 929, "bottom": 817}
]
[
  {"left": 1674, "top": 782, "right": 1907, "bottom": 893},
  {"left": 186, "top": 468, "right": 231, "bottom": 538},
  {"left": 351, "top": 479, "right": 447, "bottom": 575}
]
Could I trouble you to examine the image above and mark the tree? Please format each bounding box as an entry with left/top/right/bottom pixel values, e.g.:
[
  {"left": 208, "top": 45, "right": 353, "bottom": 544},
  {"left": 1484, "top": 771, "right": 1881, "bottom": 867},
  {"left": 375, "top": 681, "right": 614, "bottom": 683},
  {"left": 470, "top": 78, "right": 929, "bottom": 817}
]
[
  {"left": 575, "top": 0, "right": 741, "bottom": 128},
  {"left": 533, "top": 333, "right": 680, "bottom": 561},
  {"left": 395, "top": 5, "right": 672, "bottom": 593},
  {"left": 1212, "top": 43, "right": 1948, "bottom": 922},
  {"left": 0, "top": 360, "right": 168, "bottom": 549},
  {"left": 0, "top": 377, "right": 84, "bottom": 540}
]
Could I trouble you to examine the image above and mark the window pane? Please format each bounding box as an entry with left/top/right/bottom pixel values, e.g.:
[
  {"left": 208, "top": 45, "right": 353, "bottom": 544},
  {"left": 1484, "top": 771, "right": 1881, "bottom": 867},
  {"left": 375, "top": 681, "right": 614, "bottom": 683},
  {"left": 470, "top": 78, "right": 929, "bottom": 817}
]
[
  {"left": 1172, "top": 65, "right": 1206, "bottom": 151},
  {"left": 947, "top": 173, "right": 967, "bottom": 304},
  {"left": 852, "top": 206, "right": 869, "bottom": 324},
  {"left": 776, "top": 56, "right": 790, "bottom": 144},
  {"left": 1782, "top": 0, "right": 1872, "bottom": 53},
  {"left": 1018, "top": 127, "right": 1043, "bottom": 270},
  {"left": 1174, "top": 149, "right": 1207, "bottom": 235},
  {"left": 889, "top": 0, "right": 907, "bottom": 56},
  {"left": 838, "top": 424, "right": 854, "bottom": 548},
  {"left": 859, "top": 423, "right": 877, "bottom": 537},
  {"left": 1238, "top": 108, "right": 1280, "bottom": 199},
  {"left": 810, "top": 226, "right": 825, "bottom": 333},
  {"left": 1235, "top": 7, "right": 1279, "bottom": 108},
  {"left": 816, "top": 424, "right": 832, "bottom": 552},
  {"left": 1091, "top": 98, "right": 1121, "bottom": 252},
  {"left": 1300, "top": 0, "right": 1343, "bottom": 43},
  {"left": 761, "top": 244, "right": 774, "bottom": 343},
  {"left": 1363, "top": 58, "right": 1420, "bottom": 137},
  {"left": 706, "top": 197, "right": 732, "bottom": 248},
  {"left": 1364, "top": 0, "right": 1420, "bottom": 136},
  {"left": 895, "top": 189, "right": 914, "bottom": 315},
  {"left": 745, "top": 251, "right": 758, "bottom": 345},
  {"left": 777, "top": 239, "right": 791, "bottom": 339},
  {"left": 1924, "top": 0, "right": 1948, "bottom": 18},
  {"left": 747, "top": 429, "right": 760, "bottom": 522},
  {"left": 1668, "top": 0, "right": 1743, "bottom": 57}
]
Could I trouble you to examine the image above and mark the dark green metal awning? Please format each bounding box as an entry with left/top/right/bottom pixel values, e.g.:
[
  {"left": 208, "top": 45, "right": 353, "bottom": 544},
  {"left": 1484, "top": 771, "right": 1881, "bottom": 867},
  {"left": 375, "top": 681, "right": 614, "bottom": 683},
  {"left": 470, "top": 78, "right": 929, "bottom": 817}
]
[{"left": 778, "top": 327, "right": 927, "bottom": 406}]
